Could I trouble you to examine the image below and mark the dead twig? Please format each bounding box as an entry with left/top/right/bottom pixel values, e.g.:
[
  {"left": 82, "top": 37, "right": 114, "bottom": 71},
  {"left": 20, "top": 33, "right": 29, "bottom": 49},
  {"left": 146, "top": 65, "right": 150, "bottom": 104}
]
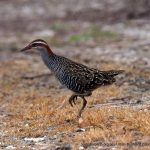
[{"left": 21, "top": 73, "right": 52, "bottom": 80}]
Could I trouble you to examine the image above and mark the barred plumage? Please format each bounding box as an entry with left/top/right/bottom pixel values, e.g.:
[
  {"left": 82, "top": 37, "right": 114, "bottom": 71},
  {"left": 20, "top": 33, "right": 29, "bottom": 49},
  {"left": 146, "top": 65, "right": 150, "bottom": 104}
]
[{"left": 21, "top": 39, "right": 124, "bottom": 117}]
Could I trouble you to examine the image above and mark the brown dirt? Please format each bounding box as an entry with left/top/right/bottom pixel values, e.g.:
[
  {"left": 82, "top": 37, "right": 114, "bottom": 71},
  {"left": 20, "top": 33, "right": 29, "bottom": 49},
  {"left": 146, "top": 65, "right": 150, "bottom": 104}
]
[{"left": 0, "top": 0, "right": 150, "bottom": 149}]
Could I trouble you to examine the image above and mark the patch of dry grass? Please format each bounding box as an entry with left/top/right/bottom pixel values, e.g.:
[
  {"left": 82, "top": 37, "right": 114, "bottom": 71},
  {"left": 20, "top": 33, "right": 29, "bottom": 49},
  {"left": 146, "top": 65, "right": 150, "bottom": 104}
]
[
  {"left": 76, "top": 107, "right": 150, "bottom": 143},
  {"left": 0, "top": 57, "right": 150, "bottom": 148},
  {"left": 2, "top": 83, "right": 150, "bottom": 145}
]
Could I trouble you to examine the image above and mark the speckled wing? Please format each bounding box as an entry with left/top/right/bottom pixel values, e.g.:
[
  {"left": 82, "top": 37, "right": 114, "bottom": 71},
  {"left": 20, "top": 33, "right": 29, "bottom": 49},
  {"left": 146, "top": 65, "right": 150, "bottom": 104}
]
[{"left": 63, "top": 63, "right": 106, "bottom": 93}]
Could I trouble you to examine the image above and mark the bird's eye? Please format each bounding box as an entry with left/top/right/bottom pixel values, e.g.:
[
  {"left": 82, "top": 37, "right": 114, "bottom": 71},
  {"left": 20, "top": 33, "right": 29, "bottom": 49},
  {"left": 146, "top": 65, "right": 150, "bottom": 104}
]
[{"left": 32, "top": 43, "right": 37, "bottom": 47}]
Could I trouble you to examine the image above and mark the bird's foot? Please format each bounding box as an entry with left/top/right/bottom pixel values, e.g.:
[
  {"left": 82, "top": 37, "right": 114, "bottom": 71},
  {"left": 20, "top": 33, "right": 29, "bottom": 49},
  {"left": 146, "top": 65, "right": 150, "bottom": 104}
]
[{"left": 69, "top": 95, "right": 78, "bottom": 107}]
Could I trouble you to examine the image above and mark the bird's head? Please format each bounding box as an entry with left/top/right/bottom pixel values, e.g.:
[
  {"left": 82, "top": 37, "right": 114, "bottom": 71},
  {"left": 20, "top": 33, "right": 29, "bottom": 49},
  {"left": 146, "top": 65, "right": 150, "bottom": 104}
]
[{"left": 20, "top": 39, "right": 53, "bottom": 55}]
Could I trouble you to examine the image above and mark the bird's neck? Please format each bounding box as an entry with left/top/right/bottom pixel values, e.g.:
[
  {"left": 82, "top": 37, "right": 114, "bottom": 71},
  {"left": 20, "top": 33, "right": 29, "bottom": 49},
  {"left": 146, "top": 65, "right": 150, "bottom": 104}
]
[{"left": 39, "top": 48, "right": 58, "bottom": 72}]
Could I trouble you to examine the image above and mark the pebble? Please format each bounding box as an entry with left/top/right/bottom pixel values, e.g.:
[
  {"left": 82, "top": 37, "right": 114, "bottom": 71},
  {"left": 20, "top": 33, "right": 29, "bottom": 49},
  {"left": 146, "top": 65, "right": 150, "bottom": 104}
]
[
  {"left": 75, "top": 128, "right": 85, "bottom": 132},
  {"left": 24, "top": 137, "right": 46, "bottom": 143},
  {"left": 5, "top": 145, "right": 16, "bottom": 150}
]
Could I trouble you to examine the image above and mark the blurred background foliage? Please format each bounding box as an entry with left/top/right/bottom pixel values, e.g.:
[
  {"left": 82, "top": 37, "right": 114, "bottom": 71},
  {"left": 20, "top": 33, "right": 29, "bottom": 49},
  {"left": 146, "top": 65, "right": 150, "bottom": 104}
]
[{"left": 0, "top": 0, "right": 150, "bottom": 51}]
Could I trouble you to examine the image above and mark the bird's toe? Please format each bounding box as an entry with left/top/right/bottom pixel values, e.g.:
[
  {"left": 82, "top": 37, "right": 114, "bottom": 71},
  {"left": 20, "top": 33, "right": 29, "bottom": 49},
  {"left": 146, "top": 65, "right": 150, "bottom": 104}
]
[
  {"left": 72, "top": 99, "right": 76, "bottom": 105},
  {"left": 69, "top": 98, "right": 74, "bottom": 107}
]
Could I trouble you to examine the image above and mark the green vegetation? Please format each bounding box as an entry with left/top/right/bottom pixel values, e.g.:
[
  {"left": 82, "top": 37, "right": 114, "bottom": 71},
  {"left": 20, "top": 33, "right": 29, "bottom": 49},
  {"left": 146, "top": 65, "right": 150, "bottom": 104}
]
[
  {"left": 69, "top": 27, "right": 117, "bottom": 43},
  {"left": 51, "top": 22, "right": 74, "bottom": 31},
  {"left": 51, "top": 22, "right": 67, "bottom": 30}
]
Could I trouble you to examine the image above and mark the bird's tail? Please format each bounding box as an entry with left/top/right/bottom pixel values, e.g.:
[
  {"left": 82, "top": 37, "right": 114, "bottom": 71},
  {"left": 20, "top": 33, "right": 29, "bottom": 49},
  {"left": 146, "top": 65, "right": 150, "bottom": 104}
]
[
  {"left": 102, "top": 70, "right": 124, "bottom": 77},
  {"left": 98, "top": 70, "right": 124, "bottom": 85}
]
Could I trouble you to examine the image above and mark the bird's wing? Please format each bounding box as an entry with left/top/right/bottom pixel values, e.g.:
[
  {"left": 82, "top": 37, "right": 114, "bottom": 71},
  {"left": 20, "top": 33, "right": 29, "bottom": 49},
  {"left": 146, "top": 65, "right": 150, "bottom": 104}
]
[
  {"left": 65, "top": 63, "right": 106, "bottom": 92},
  {"left": 65, "top": 64, "right": 93, "bottom": 83}
]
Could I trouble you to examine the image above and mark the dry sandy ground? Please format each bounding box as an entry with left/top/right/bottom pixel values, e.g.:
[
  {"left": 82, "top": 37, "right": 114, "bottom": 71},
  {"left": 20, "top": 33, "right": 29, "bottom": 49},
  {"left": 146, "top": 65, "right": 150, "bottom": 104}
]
[{"left": 0, "top": 0, "right": 150, "bottom": 149}]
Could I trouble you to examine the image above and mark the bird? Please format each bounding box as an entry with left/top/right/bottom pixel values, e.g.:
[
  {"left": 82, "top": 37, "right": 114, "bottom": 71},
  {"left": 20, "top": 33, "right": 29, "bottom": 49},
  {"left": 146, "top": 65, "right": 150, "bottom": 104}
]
[{"left": 21, "top": 39, "right": 124, "bottom": 118}]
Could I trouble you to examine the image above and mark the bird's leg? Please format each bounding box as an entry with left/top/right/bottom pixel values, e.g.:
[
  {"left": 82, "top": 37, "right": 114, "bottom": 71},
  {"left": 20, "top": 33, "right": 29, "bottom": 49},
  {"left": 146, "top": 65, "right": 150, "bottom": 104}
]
[
  {"left": 78, "top": 96, "right": 87, "bottom": 118},
  {"left": 76, "top": 92, "right": 92, "bottom": 117},
  {"left": 69, "top": 92, "right": 92, "bottom": 117},
  {"left": 77, "top": 92, "right": 92, "bottom": 117}
]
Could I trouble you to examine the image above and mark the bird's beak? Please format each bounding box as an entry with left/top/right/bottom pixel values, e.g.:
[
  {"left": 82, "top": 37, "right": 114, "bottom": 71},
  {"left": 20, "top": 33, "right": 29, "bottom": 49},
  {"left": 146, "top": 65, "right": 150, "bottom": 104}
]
[{"left": 20, "top": 45, "right": 32, "bottom": 52}]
